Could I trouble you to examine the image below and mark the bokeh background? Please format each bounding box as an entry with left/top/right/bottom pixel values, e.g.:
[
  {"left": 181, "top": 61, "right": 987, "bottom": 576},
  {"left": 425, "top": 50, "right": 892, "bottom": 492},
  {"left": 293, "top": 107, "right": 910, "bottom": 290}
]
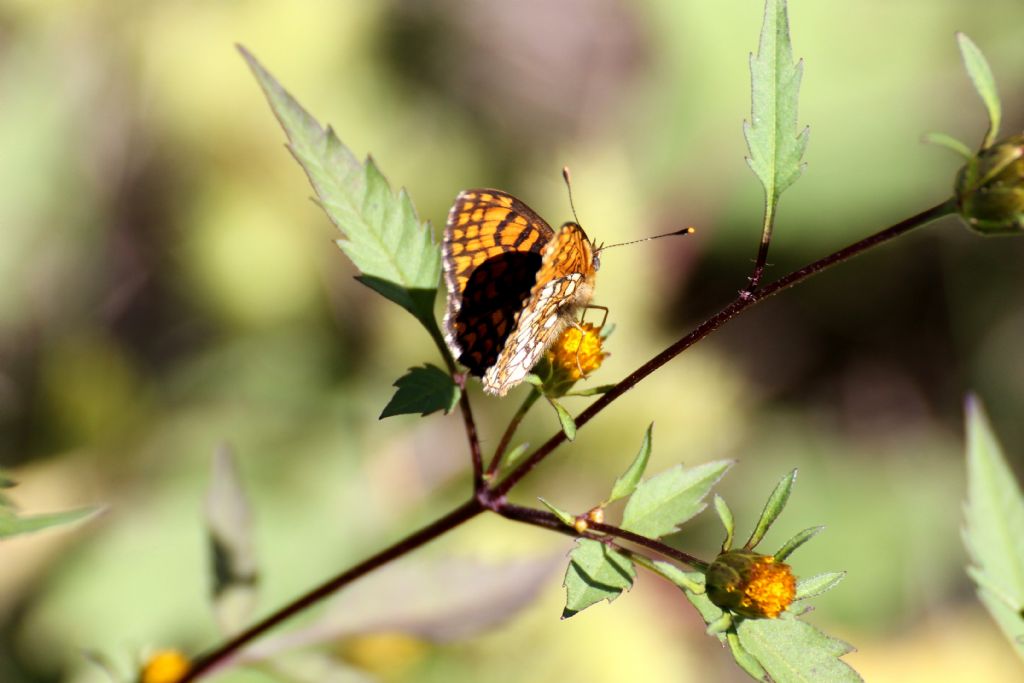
[{"left": 3, "top": 1, "right": 1024, "bottom": 681}]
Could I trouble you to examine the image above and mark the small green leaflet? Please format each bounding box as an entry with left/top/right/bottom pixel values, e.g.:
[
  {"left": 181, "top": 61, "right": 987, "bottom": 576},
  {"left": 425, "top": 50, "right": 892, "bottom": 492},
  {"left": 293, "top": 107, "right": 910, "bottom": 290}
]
[
  {"left": 744, "top": 0, "right": 808, "bottom": 247},
  {"left": 548, "top": 398, "right": 577, "bottom": 441},
  {"left": 795, "top": 572, "right": 846, "bottom": 602},
  {"left": 239, "top": 46, "right": 441, "bottom": 331},
  {"left": 621, "top": 460, "right": 733, "bottom": 538},
  {"left": 538, "top": 497, "right": 575, "bottom": 528},
  {"left": 738, "top": 615, "right": 862, "bottom": 683},
  {"left": 608, "top": 423, "right": 653, "bottom": 503},
  {"left": 562, "top": 538, "right": 635, "bottom": 618},
  {"left": 956, "top": 33, "right": 1001, "bottom": 150},
  {"left": 745, "top": 469, "right": 796, "bottom": 550},
  {"left": 380, "top": 365, "right": 460, "bottom": 418},
  {"left": 963, "top": 396, "right": 1024, "bottom": 661}
]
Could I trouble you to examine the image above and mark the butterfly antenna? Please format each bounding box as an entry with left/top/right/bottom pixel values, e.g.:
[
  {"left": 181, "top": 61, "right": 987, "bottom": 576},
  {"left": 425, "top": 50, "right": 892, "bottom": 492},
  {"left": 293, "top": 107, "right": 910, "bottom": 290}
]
[
  {"left": 596, "top": 227, "right": 696, "bottom": 253},
  {"left": 562, "top": 166, "right": 581, "bottom": 225}
]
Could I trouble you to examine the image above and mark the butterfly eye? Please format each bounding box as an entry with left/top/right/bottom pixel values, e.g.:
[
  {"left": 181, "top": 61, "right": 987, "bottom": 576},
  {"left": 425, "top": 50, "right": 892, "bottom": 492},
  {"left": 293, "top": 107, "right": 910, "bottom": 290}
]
[{"left": 593, "top": 252, "right": 601, "bottom": 271}]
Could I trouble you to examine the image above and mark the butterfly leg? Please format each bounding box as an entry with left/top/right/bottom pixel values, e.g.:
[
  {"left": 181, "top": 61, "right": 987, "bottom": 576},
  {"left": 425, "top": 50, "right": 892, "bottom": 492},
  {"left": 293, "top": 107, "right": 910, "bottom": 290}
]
[{"left": 580, "top": 304, "right": 609, "bottom": 331}]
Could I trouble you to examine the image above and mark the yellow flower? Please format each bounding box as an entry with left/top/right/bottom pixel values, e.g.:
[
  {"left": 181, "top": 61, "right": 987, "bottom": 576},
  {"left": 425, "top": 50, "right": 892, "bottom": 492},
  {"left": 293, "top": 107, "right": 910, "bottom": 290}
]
[
  {"left": 140, "top": 650, "right": 190, "bottom": 683},
  {"left": 546, "top": 323, "right": 607, "bottom": 382},
  {"left": 705, "top": 551, "right": 796, "bottom": 619}
]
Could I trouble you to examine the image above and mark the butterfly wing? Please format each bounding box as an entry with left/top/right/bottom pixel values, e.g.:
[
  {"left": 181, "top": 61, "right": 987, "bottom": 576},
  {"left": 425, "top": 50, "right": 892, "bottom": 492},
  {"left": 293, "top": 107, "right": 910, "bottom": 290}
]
[
  {"left": 482, "top": 223, "right": 597, "bottom": 396},
  {"left": 442, "top": 190, "right": 555, "bottom": 375}
]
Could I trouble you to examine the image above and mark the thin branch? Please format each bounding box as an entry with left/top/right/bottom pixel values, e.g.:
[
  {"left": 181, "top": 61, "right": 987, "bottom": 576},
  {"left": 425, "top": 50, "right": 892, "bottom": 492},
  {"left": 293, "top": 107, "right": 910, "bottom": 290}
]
[
  {"left": 491, "top": 199, "right": 957, "bottom": 497},
  {"left": 180, "top": 499, "right": 484, "bottom": 681},
  {"left": 454, "top": 374, "right": 484, "bottom": 489},
  {"left": 498, "top": 503, "right": 709, "bottom": 571}
]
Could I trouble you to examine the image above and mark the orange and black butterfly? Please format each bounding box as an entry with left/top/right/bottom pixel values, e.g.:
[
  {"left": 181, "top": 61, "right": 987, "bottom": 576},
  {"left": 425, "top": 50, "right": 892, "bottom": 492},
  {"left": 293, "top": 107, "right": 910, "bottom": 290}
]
[{"left": 442, "top": 190, "right": 599, "bottom": 396}]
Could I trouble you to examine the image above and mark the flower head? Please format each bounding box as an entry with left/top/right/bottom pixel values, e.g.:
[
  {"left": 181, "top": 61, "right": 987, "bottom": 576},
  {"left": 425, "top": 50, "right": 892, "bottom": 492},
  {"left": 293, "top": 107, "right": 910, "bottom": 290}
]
[
  {"left": 139, "top": 650, "right": 190, "bottom": 683},
  {"left": 549, "top": 323, "right": 607, "bottom": 380},
  {"left": 955, "top": 134, "right": 1024, "bottom": 234},
  {"left": 705, "top": 550, "right": 796, "bottom": 619}
]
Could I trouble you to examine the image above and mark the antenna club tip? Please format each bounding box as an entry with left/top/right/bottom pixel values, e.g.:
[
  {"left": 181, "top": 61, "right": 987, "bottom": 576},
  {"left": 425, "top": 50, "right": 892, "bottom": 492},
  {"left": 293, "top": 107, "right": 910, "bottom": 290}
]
[
  {"left": 562, "top": 166, "right": 572, "bottom": 180},
  {"left": 685, "top": 226, "right": 696, "bottom": 234}
]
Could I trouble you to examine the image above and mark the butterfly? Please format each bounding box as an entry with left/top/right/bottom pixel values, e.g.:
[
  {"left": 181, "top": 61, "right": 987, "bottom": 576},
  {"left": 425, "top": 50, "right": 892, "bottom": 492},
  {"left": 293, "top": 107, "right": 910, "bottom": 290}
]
[{"left": 442, "top": 189, "right": 600, "bottom": 396}]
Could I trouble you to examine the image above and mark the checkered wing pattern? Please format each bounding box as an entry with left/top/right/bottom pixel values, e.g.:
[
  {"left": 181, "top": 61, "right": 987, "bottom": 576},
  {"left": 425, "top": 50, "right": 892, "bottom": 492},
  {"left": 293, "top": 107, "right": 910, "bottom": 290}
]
[{"left": 443, "top": 190, "right": 554, "bottom": 375}]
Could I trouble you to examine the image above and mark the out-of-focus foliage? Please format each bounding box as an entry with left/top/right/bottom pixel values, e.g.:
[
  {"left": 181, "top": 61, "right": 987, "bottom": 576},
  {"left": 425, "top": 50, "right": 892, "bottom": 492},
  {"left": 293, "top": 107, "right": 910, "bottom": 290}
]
[{"left": 2, "top": 1, "right": 1024, "bottom": 682}]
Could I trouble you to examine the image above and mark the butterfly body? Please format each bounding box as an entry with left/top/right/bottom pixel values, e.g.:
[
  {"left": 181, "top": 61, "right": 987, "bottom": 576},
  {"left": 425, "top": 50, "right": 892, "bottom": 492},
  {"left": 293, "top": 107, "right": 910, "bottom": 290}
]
[{"left": 442, "top": 190, "right": 599, "bottom": 396}]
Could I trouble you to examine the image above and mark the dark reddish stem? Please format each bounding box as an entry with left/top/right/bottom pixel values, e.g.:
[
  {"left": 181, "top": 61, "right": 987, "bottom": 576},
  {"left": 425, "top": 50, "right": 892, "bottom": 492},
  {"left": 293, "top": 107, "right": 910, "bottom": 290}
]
[
  {"left": 498, "top": 503, "right": 709, "bottom": 570},
  {"left": 455, "top": 374, "right": 485, "bottom": 489},
  {"left": 179, "top": 499, "right": 483, "bottom": 682},
  {"left": 492, "top": 199, "right": 956, "bottom": 496}
]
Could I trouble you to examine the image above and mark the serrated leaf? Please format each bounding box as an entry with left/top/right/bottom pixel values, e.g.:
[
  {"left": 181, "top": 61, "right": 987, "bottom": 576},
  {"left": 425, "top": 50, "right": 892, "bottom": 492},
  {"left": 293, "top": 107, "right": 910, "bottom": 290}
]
[
  {"left": 205, "top": 445, "right": 258, "bottom": 634},
  {"left": 738, "top": 615, "right": 862, "bottom": 683},
  {"left": 239, "top": 46, "right": 441, "bottom": 330},
  {"left": 562, "top": 539, "right": 635, "bottom": 618},
  {"left": 538, "top": 497, "right": 576, "bottom": 528},
  {"left": 380, "top": 364, "right": 460, "bottom": 418},
  {"left": 0, "top": 505, "right": 103, "bottom": 540},
  {"left": 963, "top": 396, "right": 1024, "bottom": 661},
  {"left": 795, "top": 572, "right": 846, "bottom": 601},
  {"left": 744, "top": 0, "right": 808, "bottom": 245},
  {"left": 956, "top": 33, "right": 1001, "bottom": 149},
  {"left": 745, "top": 469, "right": 796, "bottom": 550},
  {"left": 621, "top": 460, "right": 733, "bottom": 538},
  {"left": 548, "top": 398, "right": 577, "bottom": 441},
  {"left": 608, "top": 423, "right": 654, "bottom": 503}
]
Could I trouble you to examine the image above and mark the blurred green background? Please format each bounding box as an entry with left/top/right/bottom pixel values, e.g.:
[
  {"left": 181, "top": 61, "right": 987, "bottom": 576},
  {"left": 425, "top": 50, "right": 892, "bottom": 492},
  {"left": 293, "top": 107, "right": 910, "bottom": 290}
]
[{"left": 2, "top": 1, "right": 1023, "bottom": 681}]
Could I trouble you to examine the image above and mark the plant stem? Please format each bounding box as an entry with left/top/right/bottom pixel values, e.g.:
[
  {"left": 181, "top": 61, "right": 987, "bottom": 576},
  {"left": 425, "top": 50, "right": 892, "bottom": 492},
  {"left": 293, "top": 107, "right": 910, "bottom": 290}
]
[
  {"left": 491, "top": 198, "right": 957, "bottom": 497},
  {"left": 179, "top": 498, "right": 484, "bottom": 681},
  {"left": 484, "top": 388, "right": 540, "bottom": 480},
  {"left": 498, "top": 503, "right": 709, "bottom": 570},
  {"left": 456, "top": 378, "right": 484, "bottom": 489},
  {"left": 746, "top": 198, "right": 778, "bottom": 292}
]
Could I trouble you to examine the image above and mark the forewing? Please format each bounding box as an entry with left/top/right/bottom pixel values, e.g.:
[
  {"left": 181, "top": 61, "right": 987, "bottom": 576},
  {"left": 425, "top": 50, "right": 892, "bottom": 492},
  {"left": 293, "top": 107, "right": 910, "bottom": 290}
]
[{"left": 442, "top": 190, "right": 554, "bottom": 360}]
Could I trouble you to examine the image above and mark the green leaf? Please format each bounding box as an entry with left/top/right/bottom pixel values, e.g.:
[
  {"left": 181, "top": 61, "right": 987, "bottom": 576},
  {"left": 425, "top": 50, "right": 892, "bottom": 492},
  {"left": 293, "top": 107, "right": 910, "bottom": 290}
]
[
  {"left": 727, "top": 631, "right": 769, "bottom": 681},
  {"left": 608, "top": 423, "right": 654, "bottom": 503},
  {"left": 0, "top": 505, "right": 102, "bottom": 540},
  {"left": 745, "top": 469, "right": 796, "bottom": 550},
  {"left": 956, "top": 33, "right": 1002, "bottom": 149},
  {"left": 922, "top": 132, "right": 974, "bottom": 160},
  {"left": 380, "top": 364, "right": 460, "bottom": 418},
  {"left": 621, "top": 460, "right": 733, "bottom": 538},
  {"left": 678, "top": 573, "right": 729, "bottom": 644},
  {"left": 715, "top": 494, "right": 735, "bottom": 551},
  {"left": 773, "top": 525, "right": 823, "bottom": 562},
  {"left": 737, "top": 615, "right": 862, "bottom": 682},
  {"left": 548, "top": 398, "right": 577, "bottom": 441},
  {"left": 744, "top": 0, "right": 809, "bottom": 242},
  {"left": 504, "top": 442, "right": 531, "bottom": 468},
  {"left": 538, "top": 497, "right": 576, "bottom": 528},
  {"left": 562, "top": 539, "right": 635, "bottom": 618},
  {"left": 795, "top": 572, "right": 846, "bottom": 601},
  {"left": 205, "top": 445, "right": 259, "bottom": 634},
  {"left": 239, "top": 46, "right": 441, "bottom": 329},
  {"left": 964, "top": 396, "right": 1024, "bottom": 661}
]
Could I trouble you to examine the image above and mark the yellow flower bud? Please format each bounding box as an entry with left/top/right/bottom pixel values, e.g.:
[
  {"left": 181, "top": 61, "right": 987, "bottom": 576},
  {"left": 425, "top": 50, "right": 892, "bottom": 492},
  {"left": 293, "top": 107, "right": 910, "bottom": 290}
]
[
  {"left": 536, "top": 322, "right": 608, "bottom": 396},
  {"left": 955, "top": 134, "right": 1024, "bottom": 234},
  {"left": 140, "top": 650, "right": 190, "bottom": 683},
  {"left": 705, "top": 550, "right": 796, "bottom": 619}
]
